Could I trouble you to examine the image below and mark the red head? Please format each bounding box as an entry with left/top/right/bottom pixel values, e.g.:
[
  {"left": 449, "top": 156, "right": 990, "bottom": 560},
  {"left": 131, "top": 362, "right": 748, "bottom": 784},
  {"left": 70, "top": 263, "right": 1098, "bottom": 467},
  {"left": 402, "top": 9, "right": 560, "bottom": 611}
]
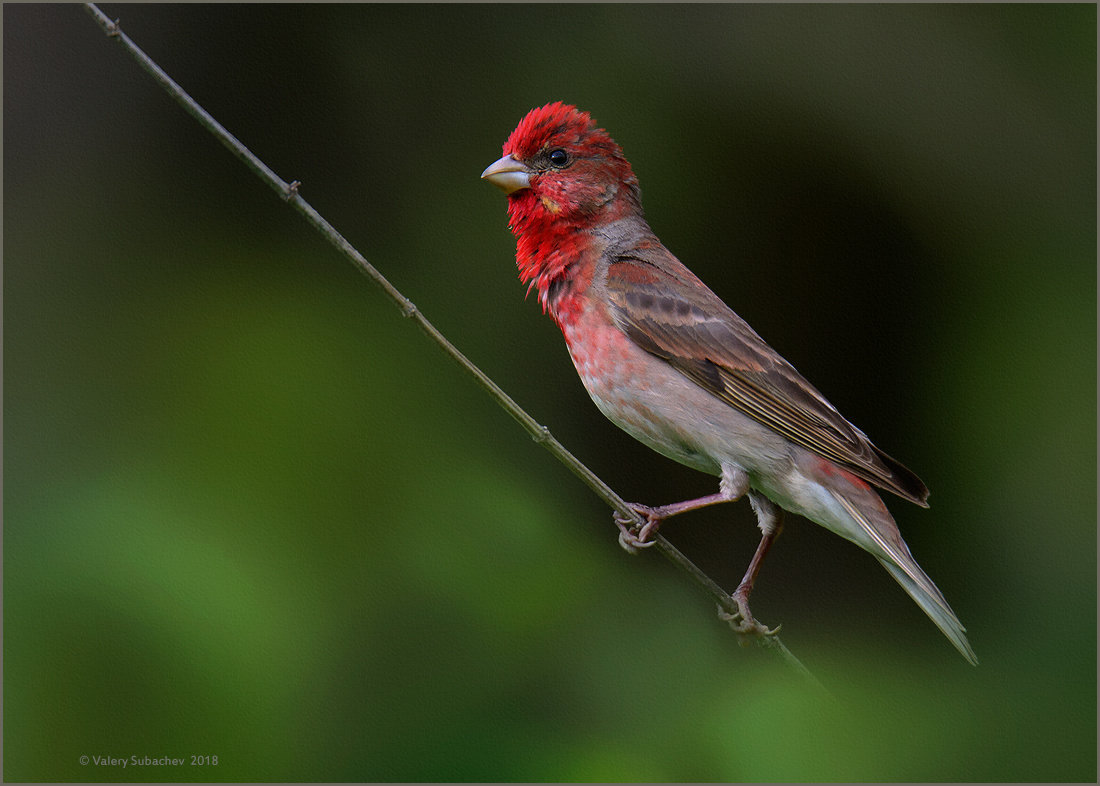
[{"left": 483, "top": 102, "right": 642, "bottom": 308}]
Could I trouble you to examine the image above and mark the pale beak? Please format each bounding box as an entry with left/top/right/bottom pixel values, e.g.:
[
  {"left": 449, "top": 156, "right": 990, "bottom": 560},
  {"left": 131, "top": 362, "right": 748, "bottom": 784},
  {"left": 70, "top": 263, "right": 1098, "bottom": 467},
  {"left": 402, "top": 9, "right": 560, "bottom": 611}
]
[{"left": 481, "top": 154, "right": 532, "bottom": 194}]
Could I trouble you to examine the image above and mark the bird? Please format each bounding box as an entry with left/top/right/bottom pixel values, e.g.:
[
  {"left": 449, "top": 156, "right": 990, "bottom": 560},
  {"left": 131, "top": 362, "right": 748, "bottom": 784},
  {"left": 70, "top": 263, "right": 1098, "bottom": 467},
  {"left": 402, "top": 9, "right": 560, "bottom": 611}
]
[{"left": 481, "top": 101, "right": 976, "bottom": 665}]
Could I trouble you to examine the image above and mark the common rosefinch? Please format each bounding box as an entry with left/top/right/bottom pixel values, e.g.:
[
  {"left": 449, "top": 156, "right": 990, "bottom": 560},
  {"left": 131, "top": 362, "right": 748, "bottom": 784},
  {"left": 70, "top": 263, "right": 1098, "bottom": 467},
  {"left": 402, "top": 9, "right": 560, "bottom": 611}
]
[{"left": 482, "top": 102, "right": 976, "bottom": 665}]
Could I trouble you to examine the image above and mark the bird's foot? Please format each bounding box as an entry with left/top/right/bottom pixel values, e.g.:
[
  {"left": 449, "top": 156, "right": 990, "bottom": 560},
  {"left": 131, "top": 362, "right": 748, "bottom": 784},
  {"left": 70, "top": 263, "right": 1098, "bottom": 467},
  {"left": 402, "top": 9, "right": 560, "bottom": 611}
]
[
  {"left": 717, "top": 592, "right": 781, "bottom": 643},
  {"left": 614, "top": 503, "right": 662, "bottom": 554}
]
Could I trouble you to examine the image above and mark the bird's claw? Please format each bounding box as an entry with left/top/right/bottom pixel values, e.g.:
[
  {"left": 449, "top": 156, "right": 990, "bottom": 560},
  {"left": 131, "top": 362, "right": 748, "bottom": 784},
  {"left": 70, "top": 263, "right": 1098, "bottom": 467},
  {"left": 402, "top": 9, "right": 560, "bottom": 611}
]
[
  {"left": 614, "top": 505, "right": 661, "bottom": 554},
  {"left": 717, "top": 599, "right": 781, "bottom": 643}
]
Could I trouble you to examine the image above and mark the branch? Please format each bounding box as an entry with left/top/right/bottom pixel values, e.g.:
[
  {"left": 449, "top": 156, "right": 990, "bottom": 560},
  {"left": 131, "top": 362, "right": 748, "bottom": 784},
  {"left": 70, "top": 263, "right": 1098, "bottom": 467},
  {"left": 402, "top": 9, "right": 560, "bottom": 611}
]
[{"left": 83, "top": 2, "right": 827, "bottom": 695}]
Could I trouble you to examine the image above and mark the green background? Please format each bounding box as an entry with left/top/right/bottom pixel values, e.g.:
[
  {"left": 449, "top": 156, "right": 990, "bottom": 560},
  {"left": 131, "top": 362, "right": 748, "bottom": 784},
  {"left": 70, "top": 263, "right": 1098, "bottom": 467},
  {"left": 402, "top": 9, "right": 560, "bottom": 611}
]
[{"left": 6, "top": 3, "right": 1095, "bottom": 781}]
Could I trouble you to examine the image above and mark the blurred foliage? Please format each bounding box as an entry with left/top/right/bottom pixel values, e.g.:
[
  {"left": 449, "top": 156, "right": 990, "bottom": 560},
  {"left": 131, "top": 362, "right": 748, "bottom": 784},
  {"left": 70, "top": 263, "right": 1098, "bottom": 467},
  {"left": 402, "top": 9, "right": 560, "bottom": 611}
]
[{"left": 5, "top": 3, "right": 1095, "bottom": 782}]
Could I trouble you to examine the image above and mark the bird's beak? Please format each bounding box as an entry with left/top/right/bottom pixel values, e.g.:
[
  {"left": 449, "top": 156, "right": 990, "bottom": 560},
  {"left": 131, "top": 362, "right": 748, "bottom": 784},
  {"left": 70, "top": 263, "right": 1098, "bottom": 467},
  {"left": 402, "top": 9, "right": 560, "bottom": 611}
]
[{"left": 481, "top": 154, "right": 532, "bottom": 194}]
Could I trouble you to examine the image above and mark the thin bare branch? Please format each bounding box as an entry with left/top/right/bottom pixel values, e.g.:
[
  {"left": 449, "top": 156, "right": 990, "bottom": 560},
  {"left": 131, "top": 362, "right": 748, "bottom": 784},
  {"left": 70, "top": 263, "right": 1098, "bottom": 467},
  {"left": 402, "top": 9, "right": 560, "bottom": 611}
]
[{"left": 82, "top": 2, "right": 828, "bottom": 695}]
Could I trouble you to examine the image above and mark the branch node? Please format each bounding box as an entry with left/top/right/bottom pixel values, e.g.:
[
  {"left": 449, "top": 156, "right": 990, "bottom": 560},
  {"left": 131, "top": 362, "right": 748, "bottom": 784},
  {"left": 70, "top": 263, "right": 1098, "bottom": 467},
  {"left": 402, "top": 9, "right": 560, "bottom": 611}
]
[
  {"left": 531, "top": 425, "right": 552, "bottom": 444},
  {"left": 106, "top": 17, "right": 121, "bottom": 37},
  {"left": 284, "top": 180, "right": 301, "bottom": 201},
  {"left": 400, "top": 299, "right": 419, "bottom": 318}
]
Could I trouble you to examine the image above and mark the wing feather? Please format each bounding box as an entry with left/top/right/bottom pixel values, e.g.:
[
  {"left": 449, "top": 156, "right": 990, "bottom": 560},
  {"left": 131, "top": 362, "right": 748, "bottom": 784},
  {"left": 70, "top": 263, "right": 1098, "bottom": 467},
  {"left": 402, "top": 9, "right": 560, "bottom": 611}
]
[{"left": 603, "top": 249, "right": 929, "bottom": 506}]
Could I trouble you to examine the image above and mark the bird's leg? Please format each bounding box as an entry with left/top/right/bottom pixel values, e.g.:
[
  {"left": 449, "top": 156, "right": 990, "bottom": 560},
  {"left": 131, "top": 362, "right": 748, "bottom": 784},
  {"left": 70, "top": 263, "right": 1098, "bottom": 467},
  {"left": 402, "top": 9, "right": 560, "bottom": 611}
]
[
  {"left": 615, "top": 492, "right": 730, "bottom": 551},
  {"left": 616, "top": 465, "right": 750, "bottom": 552},
  {"left": 720, "top": 491, "right": 784, "bottom": 637}
]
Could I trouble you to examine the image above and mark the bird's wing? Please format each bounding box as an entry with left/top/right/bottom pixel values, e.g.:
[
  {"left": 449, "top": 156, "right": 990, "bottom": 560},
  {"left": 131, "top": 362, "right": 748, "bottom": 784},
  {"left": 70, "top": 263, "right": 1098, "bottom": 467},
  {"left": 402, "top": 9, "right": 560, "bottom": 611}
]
[{"left": 603, "top": 247, "right": 929, "bottom": 506}]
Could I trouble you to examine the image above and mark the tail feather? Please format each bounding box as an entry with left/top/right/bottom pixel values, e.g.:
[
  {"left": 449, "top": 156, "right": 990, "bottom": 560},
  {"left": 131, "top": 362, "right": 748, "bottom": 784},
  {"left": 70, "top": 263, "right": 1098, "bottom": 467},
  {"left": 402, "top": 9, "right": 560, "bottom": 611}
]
[
  {"left": 829, "top": 489, "right": 978, "bottom": 665},
  {"left": 878, "top": 558, "right": 979, "bottom": 666}
]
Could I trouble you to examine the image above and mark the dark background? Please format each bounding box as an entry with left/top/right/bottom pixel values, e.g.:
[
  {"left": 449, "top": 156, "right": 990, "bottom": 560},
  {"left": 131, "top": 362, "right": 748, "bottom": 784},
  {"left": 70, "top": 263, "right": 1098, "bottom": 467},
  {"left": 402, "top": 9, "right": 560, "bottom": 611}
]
[{"left": 5, "top": 3, "right": 1095, "bottom": 781}]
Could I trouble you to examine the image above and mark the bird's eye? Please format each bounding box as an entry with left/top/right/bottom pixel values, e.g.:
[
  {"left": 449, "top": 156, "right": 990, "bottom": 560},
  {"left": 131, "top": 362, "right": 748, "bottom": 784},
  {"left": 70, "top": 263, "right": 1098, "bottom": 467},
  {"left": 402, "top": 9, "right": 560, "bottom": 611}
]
[{"left": 547, "top": 148, "right": 570, "bottom": 168}]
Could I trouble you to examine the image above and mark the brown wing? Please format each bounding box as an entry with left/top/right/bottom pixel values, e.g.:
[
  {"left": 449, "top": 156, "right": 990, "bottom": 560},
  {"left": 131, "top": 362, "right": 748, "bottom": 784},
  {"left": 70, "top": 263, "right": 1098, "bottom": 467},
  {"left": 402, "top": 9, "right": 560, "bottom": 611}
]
[{"left": 603, "top": 246, "right": 929, "bottom": 506}]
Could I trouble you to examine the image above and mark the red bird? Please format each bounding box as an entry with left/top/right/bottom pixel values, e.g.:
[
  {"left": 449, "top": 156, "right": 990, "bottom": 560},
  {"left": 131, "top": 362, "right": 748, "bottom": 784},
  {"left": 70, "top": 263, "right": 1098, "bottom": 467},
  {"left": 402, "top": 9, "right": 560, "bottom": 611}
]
[{"left": 482, "top": 102, "right": 976, "bottom": 665}]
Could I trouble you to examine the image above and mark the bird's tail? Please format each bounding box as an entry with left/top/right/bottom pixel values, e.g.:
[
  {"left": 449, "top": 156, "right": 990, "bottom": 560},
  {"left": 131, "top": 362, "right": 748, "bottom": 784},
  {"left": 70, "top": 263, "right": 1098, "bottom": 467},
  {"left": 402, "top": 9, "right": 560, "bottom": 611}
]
[
  {"left": 822, "top": 477, "right": 978, "bottom": 665},
  {"left": 875, "top": 555, "right": 978, "bottom": 665}
]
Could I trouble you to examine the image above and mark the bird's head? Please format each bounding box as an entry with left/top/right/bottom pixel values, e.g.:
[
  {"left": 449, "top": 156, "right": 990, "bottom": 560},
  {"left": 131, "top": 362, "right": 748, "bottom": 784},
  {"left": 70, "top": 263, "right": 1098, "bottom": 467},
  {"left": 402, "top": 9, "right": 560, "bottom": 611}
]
[{"left": 482, "top": 102, "right": 642, "bottom": 235}]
